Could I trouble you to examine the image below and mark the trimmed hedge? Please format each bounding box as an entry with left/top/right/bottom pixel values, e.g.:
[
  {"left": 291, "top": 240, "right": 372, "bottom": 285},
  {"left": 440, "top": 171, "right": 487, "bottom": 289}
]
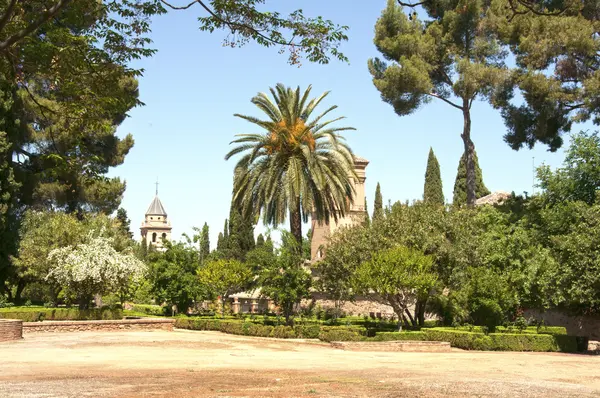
[
  {"left": 0, "top": 307, "right": 123, "bottom": 322},
  {"left": 369, "top": 331, "right": 428, "bottom": 342},
  {"left": 449, "top": 325, "right": 567, "bottom": 335},
  {"left": 172, "top": 318, "right": 583, "bottom": 352}
]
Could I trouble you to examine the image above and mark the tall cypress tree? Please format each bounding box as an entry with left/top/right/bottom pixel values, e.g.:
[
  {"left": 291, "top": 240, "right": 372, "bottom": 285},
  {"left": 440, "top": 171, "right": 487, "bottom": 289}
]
[
  {"left": 453, "top": 150, "right": 490, "bottom": 205},
  {"left": 373, "top": 182, "right": 384, "bottom": 222},
  {"left": 363, "top": 197, "right": 371, "bottom": 227},
  {"left": 228, "top": 201, "right": 255, "bottom": 260},
  {"left": 256, "top": 233, "right": 265, "bottom": 247},
  {"left": 199, "top": 222, "right": 210, "bottom": 263},
  {"left": 423, "top": 148, "right": 444, "bottom": 206},
  {"left": 216, "top": 232, "right": 224, "bottom": 251},
  {"left": 116, "top": 208, "right": 133, "bottom": 239}
]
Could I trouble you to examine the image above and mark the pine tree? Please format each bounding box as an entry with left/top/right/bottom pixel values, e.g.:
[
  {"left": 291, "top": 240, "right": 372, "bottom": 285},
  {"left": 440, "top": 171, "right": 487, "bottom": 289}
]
[
  {"left": 373, "top": 183, "right": 384, "bottom": 222},
  {"left": 116, "top": 208, "right": 133, "bottom": 239},
  {"left": 453, "top": 150, "right": 490, "bottom": 205},
  {"left": 423, "top": 148, "right": 444, "bottom": 206},
  {"left": 199, "top": 222, "right": 210, "bottom": 263}
]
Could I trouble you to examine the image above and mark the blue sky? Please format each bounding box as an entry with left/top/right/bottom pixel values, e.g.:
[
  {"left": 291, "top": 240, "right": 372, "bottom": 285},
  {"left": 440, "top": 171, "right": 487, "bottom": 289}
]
[{"left": 112, "top": 0, "right": 587, "bottom": 247}]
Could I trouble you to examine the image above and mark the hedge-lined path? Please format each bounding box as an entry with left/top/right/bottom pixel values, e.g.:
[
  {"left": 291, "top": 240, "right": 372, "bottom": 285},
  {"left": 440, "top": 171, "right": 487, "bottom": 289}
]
[{"left": 1, "top": 330, "right": 599, "bottom": 397}]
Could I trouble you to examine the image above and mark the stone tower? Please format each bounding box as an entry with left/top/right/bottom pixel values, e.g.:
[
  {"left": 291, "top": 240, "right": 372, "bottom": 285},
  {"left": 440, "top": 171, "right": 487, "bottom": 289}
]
[
  {"left": 140, "top": 187, "right": 172, "bottom": 250},
  {"left": 310, "top": 156, "right": 369, "bottom": 262}
]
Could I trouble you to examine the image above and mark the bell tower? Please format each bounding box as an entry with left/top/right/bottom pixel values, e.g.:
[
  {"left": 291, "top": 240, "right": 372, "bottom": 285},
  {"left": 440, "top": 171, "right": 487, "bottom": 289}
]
[{"left": 140, "top": 181, "right": 172, "bottom": 250}]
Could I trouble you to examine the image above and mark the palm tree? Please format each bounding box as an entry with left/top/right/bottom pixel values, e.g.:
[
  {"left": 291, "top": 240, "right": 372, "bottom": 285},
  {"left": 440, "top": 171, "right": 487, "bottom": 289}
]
[{"left": 225, "top": 84, "right": 357, "bottom": 247}]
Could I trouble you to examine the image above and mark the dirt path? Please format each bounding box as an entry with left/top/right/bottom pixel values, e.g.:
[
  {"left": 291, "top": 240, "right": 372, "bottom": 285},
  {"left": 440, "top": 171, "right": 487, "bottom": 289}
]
[{"left": 1, "top": 329, "right": 599, "bottom": 397}]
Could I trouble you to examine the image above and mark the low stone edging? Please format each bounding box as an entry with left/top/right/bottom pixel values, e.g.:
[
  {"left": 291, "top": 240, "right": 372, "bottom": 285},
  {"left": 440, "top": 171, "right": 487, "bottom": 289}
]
[
  {"left": 330, "top": 340, "right": 452, "bottom": 352},
  {"left": 22, "top": 318, "right": 175, "bottom": 333},
  {"left": 0, "top": 319, "right": 23, "bottom": 341}
]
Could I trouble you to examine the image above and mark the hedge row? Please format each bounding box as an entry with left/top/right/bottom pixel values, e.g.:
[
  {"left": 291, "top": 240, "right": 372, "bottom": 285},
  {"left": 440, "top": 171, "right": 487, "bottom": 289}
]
[
  {"left": 174, "top": 318, "right": 324, "bottom": 339},
  {"left": 127, "top": 304, "right": 166, "bottom": 317},
  {"left": 174, "top": 318, "right": 584, "bottom": 352},
  {"left": 0, "top": 307, "right": 123, "bottom": 322},
  {"left": 449, "top": 325, "right": 567, "bottom": 335}
]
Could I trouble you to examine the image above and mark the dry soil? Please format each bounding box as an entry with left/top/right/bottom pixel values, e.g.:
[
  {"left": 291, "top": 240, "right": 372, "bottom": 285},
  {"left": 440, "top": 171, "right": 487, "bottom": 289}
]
[{"left": 1, "top": 329, "right": 599, "bottom": 397}]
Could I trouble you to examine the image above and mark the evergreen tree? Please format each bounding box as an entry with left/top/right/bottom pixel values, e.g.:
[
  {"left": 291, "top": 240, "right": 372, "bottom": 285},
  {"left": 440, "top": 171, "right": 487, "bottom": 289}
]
[
  {"left": 216, "top": 232, "right": 225, "bottom": 252},
  {"left": 373, "top": 183, "right": 384, "bottom": 222},
  {"left": 369, "top": 0, "right": 512, "bottom": 205},
  {"left": 453, "top": 150, "right": 490, "bottom": 205},
  {"left": 363, "top": 197, "right": 371, "bottom": 227},
  {"left": 228, "top": 201, "right": 255, "bottom": 261},
  {"left": 116, "top": 208, "right": 133, "bottom": 239},
  {"left": 265, "top": 235, "right": 274, "bottom": 254},
  {"left": 222, "top": 219, "right": 229, "bottom": 249},
  {"left": 199, "top": 223, "right": 210, "bottom": 263},
  {"left": 256, "top": 234, "right": 265, "bottom": 247},
  {"left": 423, "top": 148, "right": 444, "bottom": 206}
]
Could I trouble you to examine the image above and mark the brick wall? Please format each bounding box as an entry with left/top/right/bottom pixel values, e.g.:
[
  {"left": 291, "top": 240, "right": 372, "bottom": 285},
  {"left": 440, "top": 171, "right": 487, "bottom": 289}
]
[
  {"left": 0, "top": 319, "right": 23, "bottom": 341},
  {"left": 22, "top": 318, "right": 175, "bottom": 333}
]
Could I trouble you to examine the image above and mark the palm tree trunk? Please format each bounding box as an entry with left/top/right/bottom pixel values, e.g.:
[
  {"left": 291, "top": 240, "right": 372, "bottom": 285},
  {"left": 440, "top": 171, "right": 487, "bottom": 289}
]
[
  {"left": 289, "top": 200, "right": 303, "bottom": 249},
  {"left": 462, "top": 102, "right": 476, "bottom": 206}
]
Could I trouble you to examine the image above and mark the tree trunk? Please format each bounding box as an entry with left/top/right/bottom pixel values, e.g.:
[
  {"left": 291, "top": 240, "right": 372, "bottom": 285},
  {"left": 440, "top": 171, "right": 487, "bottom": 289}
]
[
  {"left": 14, "top": 279, "right": 26, "bottom": 305},
  {"left": 415, "top": 298, "right": 427, "bottom": 327},
  {"left": 289, "top": 200, "right": 303, "bottom": 249},
  {"left": 404, "top": 307, "right": 417, "bottom": 327},
  {"left": 461, "top": 104, "right": 476, "bottom": 206}
]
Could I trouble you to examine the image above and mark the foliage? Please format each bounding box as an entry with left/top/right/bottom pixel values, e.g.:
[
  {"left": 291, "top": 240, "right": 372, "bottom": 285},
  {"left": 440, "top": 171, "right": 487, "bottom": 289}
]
[
  {"left": 369, "top": 0, "right": 512, "bottom": 205},
  {"left": 355, "top": 246, "right": 438, "bottom": 328},
  {"left": 373, "top": 182, "right": 384, "bottom": 222},
  {"left": 452, "top": 150, "right": 490, "bottom": 205},
  {"left": 492, "top": 1, "right": 600, "bottom": 150},
  {"left": 226, "top": 84, "right": 357, "bottom": 245},
  {"left": 423, "top": 148, "right": 444, "bottom": 206},
  {"left": 0, "top": 306, "right": 123, "bottom": 322},
  {"left": 254, "top": 232, "right": 312, "bottom": 324},
  {"left": 537, "top": 131, "right": 600, "bottom": 205},
  {"left": 116, "top": 208, "right": 134, "bottom": 239},
  {"left": 127, "top": 303, "right": 166, "bottom": 317},
  {"left": 198, "top": 222, "right": 210, "bottom": 263},
  {"left": 147, "top": 241, "right": 204, "bottom": 313},
  {"left": 47, "top": 234, "right": 146, "bottom": 309},
  {"left": 197, "top": 258, "right": 253, "bottom": 313}
]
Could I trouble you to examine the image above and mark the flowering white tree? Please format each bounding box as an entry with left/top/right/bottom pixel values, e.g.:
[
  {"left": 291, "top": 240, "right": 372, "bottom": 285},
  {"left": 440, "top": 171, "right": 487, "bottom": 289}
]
[{"left": 47, "top": 235, "right": 146, "bottom": 309}]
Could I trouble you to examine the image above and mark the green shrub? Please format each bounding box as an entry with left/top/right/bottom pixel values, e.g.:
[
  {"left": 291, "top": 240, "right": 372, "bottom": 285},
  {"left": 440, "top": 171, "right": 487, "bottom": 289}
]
[
  {"left": 128, "top": 304, "right": 166, "bottom": 317},
  {"left": 423, "top": 328, "right": 579, "bottom": 352},
  {"left": 272, "top": 325, "right": 296, "bottom": 338},
  {"left": 0, "top": 307, "right": 122, "bottom": 322},
  {"left": 294, "top": 324, "right": 321, "bottom": 339},
  {"left": 318, "top": 329, "right": 362, "bottom": 342},
  {"left": 369, "top": 331, "right": 428, "bottom": 341}
]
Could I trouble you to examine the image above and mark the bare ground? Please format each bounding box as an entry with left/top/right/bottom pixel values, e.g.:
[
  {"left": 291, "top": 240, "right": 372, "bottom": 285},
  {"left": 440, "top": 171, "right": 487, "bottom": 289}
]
[{"left": 1, "top": 329, "right": 599, "bottom": 397}]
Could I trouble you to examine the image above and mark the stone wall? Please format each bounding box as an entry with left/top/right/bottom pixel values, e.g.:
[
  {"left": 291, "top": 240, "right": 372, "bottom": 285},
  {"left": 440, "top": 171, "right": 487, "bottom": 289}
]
[
  {"left": 330, "top": 340, "right": 451, "bottom": 352},
  {"left": 22, "top": 318, "right": 175, "bottom": 333},
  {"left": 0, "top": 319, "right": 23, "bottom": 341},
  {"left": 306, "top": 293, "right": 395, "bottom": 317},
  {"left": 525, "top": 309, "right": 600, "bottom": 340}
]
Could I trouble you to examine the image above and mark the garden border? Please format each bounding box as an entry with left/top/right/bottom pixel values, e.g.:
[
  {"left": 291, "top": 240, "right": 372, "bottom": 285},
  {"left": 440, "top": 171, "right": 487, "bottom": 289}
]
[
  {"left": 0, "top": 319, "right": 23, "bottom": 341},
  {"left": 22, "top": 318, "right": 175, "bottom": 333}
]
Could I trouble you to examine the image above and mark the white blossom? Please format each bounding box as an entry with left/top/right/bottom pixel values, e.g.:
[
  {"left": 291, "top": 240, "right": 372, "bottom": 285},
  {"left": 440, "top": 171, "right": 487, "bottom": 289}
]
[{"left": 47, "top": 233, "right": 146, "bottom": 297}]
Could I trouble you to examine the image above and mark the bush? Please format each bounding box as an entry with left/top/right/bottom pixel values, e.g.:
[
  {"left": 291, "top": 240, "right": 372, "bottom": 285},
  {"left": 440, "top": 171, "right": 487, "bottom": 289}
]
[
  {"left": 272, "top": 325, "right": 296, "bottom": 339},
  {"left": 423, "top": 328, "right": 580, "bottom": 352},
  {"left": 128, "top": 304, "right": 167, "bottom": 317},
  {"left": 318, "top": 328, "right": 363, "bottom": 342},
  {"left": 369, "top": 331, "right": 428, "bottom": 341},
  {"left": 0, "top": 306, "right": 123, "bottom": 322},
  {"left": 294, "top": 324, "right": 321, "bottom": 339}
]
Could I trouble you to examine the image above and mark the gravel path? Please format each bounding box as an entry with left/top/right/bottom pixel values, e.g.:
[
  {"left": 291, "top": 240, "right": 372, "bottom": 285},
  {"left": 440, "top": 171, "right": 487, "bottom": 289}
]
[{"left": 1, "top": 329, "right": 599, "bottom": 397}]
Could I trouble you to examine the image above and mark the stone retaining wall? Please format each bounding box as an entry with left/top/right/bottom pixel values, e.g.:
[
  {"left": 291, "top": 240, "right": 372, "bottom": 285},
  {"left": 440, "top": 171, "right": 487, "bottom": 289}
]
[
  {"left": 330, "top": 340, "right": 451, "bottom": 352},
  {"left": 0, "top": 319, "right": 23, "bottom": 341},
  {"left": 22, "top": 318, "right": 175, "bottom": 333},
  {"left": 525, "top": 309, "right": 600, "bottom": 340}
]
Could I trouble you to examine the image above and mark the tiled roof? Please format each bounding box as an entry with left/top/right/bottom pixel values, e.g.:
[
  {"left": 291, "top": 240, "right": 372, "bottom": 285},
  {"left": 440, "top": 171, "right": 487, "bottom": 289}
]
[{"left": 146, "top": 196, "right": 167, "bottom": 216}]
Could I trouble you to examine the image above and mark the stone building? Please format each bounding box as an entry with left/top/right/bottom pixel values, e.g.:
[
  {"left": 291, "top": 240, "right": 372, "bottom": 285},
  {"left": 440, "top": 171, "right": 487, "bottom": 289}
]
[
  {"left": 140, "top": 193, "right": 172, "bottom": 251},
  {"left": 310, "top": 155, "right": 369, "bottom": 261}
]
